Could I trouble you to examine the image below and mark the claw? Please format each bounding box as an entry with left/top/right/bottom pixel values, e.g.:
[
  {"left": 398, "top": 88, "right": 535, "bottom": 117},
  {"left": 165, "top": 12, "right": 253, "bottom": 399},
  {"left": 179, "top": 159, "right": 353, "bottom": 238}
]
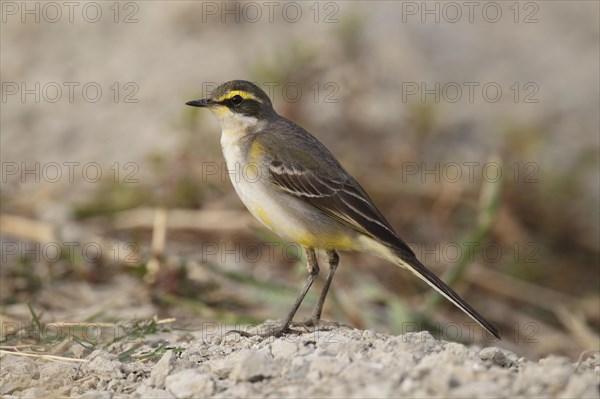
[{"left": 226, "top": 324, "right": 304, "bottom": 338}]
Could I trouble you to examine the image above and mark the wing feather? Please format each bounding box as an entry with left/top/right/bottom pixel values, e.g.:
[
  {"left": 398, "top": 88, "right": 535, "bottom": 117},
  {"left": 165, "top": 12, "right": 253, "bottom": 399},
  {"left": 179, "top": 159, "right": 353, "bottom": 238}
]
[
  {"left": 266, "top": 157, "right": 415, "bottom": 258},
  {"left": 250, "top": 120, "right": 415, "bottom": 258}
]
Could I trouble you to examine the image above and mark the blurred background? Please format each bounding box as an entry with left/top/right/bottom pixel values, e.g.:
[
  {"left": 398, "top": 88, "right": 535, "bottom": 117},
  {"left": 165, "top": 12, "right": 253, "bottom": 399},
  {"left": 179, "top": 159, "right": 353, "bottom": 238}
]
[{"left": 1, "top": 1, "right": 598, "bottom": 360}]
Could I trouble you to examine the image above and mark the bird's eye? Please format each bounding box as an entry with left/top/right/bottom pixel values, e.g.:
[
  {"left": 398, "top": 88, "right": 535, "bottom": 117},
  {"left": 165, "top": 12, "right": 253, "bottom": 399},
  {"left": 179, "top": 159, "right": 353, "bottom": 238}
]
[{"left": 230, "top": 95, "right": 243, "bottom": 106}]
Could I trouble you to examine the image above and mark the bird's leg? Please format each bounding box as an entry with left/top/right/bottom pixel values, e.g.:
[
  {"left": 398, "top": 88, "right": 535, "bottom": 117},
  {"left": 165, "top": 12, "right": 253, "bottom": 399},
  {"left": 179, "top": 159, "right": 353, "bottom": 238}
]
[
  {"left": 228, "top": 248, "right": 319, "bottom": 338},
  {"left": 295, "top": 249, "right": 340, "bottom": 329}
]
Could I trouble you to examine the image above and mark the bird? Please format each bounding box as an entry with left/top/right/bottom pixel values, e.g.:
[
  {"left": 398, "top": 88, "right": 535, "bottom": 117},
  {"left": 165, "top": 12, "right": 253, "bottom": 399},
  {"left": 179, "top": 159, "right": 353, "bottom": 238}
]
[{"left": 186, "top": 80, "right": 500, "bottom": 339}]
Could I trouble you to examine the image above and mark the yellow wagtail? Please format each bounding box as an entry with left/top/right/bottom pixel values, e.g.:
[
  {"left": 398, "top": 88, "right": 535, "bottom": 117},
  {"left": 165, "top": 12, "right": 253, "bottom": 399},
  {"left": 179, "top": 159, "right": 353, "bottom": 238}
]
[{"left": 186, "top": 80, "right": 500, "bottom": 339}]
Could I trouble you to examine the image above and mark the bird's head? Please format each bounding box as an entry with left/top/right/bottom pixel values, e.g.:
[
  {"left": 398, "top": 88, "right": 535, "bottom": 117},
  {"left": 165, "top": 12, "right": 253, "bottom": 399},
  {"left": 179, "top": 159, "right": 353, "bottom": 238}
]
[{"left": 186, "top": 80, "right": 275, "bottom": 132}]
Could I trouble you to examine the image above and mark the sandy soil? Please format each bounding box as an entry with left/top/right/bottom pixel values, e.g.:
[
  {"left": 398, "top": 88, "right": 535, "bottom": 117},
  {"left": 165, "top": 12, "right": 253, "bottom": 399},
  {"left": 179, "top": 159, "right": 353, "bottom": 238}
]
[{"left": 1, "top": 326, "right": 598, "bottom": 398}]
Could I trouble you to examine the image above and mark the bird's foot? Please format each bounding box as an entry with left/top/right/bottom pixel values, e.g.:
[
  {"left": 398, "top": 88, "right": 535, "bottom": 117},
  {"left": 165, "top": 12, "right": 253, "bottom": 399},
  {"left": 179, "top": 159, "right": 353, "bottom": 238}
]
[
  {"left": 290, "top": 317, "right": 339, "bottom": 332},
  {"left": 226, "top": 323, "right": 304, "bottom": 338}
]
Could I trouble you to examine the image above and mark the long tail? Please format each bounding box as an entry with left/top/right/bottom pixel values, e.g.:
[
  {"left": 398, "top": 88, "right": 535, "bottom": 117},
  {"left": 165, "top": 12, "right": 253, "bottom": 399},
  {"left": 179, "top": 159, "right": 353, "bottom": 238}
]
[{"left": 391, "top": 247, "right": 501, "bottom": 339}]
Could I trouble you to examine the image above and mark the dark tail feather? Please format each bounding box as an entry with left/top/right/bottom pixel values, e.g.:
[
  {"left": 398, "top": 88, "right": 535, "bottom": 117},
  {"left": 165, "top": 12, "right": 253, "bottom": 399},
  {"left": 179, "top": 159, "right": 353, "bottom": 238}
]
[{"left": 391, "top": 247, "right": 501, "bottom": 339}]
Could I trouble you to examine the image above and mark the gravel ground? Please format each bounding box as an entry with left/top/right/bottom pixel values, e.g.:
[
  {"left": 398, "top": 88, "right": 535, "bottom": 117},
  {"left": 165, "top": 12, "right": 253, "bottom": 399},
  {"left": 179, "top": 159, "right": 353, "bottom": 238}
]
[{"left": 1, "top": 327, "right": 598, "bottom": 398}]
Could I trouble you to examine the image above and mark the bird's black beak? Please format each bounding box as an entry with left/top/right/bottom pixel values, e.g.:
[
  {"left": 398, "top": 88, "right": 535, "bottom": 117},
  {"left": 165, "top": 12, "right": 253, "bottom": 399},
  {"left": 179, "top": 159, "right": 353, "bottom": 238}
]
[{"left": 185, "top": 98, "right": 213, "bottom": 107}]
